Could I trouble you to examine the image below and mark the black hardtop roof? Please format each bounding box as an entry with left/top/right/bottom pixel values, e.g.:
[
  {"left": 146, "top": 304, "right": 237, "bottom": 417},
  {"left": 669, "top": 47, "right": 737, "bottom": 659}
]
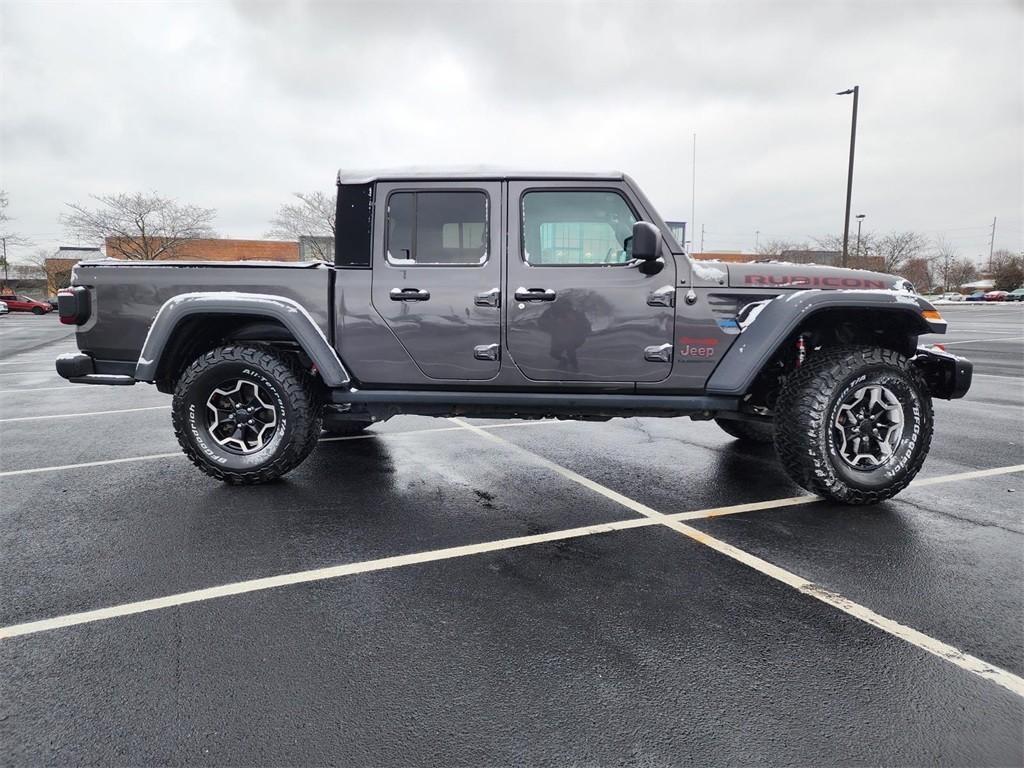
[{"left": 336, "top": 167, "right": 626, "bottom": 185}]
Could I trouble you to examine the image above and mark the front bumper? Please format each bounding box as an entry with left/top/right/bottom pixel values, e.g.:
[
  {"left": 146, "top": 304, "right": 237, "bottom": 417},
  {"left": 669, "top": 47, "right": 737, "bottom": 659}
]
[{"left": 912, "top": 346, "right": 972, "bottom": 400}]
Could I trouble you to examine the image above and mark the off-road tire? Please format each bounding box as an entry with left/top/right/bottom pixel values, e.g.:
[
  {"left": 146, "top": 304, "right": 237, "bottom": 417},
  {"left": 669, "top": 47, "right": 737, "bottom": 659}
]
[
  {"left": 172, "top": 344, "right": 322, "bottom": 484},
  {"left": 714, "top": 417, "right": 774, "bottom": 444},
  {"left": 774, "top": 346, "right": 933, "bottom": 505}
]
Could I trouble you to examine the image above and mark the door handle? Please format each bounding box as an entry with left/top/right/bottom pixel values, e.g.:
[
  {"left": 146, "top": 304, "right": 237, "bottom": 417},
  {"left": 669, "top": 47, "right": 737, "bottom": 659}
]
[
  {"left": 514, "top": 287, "right": 556, "bottom": 302},
  {"left": 474, "top": 287, "right": 501, "bottom": 308},
  {"left": 390, "top": 287, "right": 431, "bottom": 302}
]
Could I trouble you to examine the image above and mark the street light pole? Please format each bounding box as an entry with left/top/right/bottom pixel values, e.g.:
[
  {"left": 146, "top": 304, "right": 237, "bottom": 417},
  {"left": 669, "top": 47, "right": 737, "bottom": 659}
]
[
  {"left": 837, "top": 86, "right": 860, "bottom": 268},
  {"left": 855, "top": 213, "right": 865, "bottom": 263}
]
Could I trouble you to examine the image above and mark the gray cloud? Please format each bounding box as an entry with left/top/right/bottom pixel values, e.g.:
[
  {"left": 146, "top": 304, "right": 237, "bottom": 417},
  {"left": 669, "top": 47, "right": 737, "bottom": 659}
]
[{"left": 1, "top": 0, "right": 1020, "bottom": 260}]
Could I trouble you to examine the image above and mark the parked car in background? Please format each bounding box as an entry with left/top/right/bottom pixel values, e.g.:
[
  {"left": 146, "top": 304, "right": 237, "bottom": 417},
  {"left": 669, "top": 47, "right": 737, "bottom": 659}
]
[
  {"left": 965, "top": 291, "right": 987, "bottom": 302},
  {"left": 1005, "top": 288, "right": 1024, "bottom": 302},
  {"left": 0, "top": 300, "right": 8, "bottom": 316},
  {"left": 941, "top": 292, "right": 965, "bottom": 302},
  {"left": 0, "top": 294, "right": 53, "bottom": 314},
  {"left": 983, "top": 290, "right": 1008, "bottom": 302}
]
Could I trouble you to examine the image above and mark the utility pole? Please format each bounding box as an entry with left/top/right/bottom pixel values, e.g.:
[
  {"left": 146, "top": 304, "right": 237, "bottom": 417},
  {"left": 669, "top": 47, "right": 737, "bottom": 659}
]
[
  {"left": 0, "top": 235, "right": 8, "bottom": 285},
  {"left": 700, "top": 224, "right": 705, "bottom": 252},
  {"left": 988, "top": 216, "right": 997, "bottom": 272},
  {"left": 837, "top": 86, "right": 860, "bottom": 268},
  {"left": 755, "top": 230, "right": 760, "bottom": 251}
]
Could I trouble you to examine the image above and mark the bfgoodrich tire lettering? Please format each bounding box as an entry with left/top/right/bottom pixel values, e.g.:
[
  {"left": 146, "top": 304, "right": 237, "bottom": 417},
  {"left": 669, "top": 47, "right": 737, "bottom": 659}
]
[
  {"left": 172, "top": 344, "right": 321, "bottom": 484},
  {"left": 774, "top": 346, "right": 933, "bottom": 505}
]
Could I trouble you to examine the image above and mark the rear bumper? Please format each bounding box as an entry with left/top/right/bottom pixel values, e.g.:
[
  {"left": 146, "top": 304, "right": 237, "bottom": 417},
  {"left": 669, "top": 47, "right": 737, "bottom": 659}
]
[
  {"left": 912, "top": 346, "right": 972, "bottom": 400},
  {"left": 55, "top": 353, "right": 135, "bottom": 386}
]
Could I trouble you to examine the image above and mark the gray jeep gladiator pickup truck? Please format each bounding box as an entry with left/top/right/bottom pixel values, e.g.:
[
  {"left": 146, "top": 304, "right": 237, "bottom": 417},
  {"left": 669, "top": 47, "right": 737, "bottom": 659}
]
[{"left": 56, "top": 169, "right": 972, "bottom": 503}]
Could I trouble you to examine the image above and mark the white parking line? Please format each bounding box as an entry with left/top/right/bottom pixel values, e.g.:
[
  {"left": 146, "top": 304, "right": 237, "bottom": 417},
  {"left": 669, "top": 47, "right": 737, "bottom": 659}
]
[
  {"left": 0, "top": 405, "right": 171, "bottom": 423},
  {"left": 941, "top": 337, "right": 1024, "bottom": 346},
  {"left": 450, "top": 419, "right": 1024, "bottom": 698},
  {"left": 1, "top": 454, "right": 1021, "bottom": 698},
  {"left": 0, "top": 370, "right": 57, "bottom": 377},
  {"left": 0, "top": 385, "right": 80, "bottom": 394},
  {"left": 972, "top": 372, "right": 1024, "bottom": 382},
  {"left": 0, "top": 419, "right": 572, "bottom": 476}
]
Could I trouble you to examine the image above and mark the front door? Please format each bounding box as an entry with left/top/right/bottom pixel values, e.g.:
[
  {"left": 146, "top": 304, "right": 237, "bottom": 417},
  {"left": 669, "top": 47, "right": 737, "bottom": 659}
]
[
  {"left": 371, "top": 181, "right": 502, "bottom": 380},
  {"left": 505, "top": 184, "right": 676, "bottom": 382}
]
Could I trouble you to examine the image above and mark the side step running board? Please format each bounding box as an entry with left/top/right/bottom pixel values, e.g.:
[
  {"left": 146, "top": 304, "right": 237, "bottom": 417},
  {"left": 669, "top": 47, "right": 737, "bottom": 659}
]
[
  {"left": 329, "top": 389, "right": 739, "bottom": 413},
  {"left": 68, "top": 374, "right": 136, "bottom": 386}
]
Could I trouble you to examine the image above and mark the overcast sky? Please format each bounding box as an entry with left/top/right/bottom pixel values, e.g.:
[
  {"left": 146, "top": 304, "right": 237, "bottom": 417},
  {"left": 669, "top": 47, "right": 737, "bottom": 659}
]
[{"left": 2, "top": 0, "right": 1021, "bottom": 262}]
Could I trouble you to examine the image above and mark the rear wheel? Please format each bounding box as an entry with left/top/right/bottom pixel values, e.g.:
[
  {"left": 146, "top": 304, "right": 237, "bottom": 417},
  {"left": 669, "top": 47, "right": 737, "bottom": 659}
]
[
  {"left": 172, "top": 344, "right": 321, "bottom": 484},
  {"left": 774, "top": 346, "right": 933, "bottom": 505},
  {"left": 714, "top": 417, "right": 774, "bottom": 444}
]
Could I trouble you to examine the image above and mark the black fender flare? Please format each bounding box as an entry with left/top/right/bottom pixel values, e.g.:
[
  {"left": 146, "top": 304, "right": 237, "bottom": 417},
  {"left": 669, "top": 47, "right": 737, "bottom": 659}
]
[
  {"left": 706, "top": 290, "right": 945, "bottom": 396},
  {"left": 134, "top": 292, "right": 350, "bottom": 387}
]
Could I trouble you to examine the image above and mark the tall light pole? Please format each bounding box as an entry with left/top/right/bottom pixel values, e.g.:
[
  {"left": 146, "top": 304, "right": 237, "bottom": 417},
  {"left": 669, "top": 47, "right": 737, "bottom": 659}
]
[
  {"left": 855, "top": 213, "right": 866, "bottom": 263},
  {"left": 837, "top": 86, "right": 860, "bottom": 268}
]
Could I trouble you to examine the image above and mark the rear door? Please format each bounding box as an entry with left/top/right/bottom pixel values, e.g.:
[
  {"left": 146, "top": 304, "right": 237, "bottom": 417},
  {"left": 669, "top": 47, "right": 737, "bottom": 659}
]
[
  {"left": 371, "top": 181, "right": 502, "bottom": 380},
  {"left": 505, "top": 183, "right": 676, "bottom": 382}
]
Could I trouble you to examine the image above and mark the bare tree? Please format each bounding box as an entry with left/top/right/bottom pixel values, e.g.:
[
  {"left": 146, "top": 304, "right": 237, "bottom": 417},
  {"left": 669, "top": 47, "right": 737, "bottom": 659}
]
[
  {"left": 946, "top": 256, "right": 977, "bottom": 290},
  {"left": 875, "top": 231, "right": 928, "bottom": 273},
  {"left": 990, "top": 249, "right": 1024, "bottom": 291},
  {"left": 755, "top": 239, "right": 809, "bottom": 257},
  {"left": 266, "top": 191, "right": 335, "bottom": 260},
  {"left": 62, "top": 192, "right": 216, "bottom": 260},
  {"left": 896, "top": 258, "right": 934, "bottom": 292},
  {"left": 26, "top": 247, "right": 76, "bottom": 292},
  {"left": 812, "top": 231, "right": 878, "bottom": 269},
  {"left": 929, "top": 236, "right": 960, "bottom": 292},
  {"left": 0, "top": 189, "right": 33, "bottom": 285}
]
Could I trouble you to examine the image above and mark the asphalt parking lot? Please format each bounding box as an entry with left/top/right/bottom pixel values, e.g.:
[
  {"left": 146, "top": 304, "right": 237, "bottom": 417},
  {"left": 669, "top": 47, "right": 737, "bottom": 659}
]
[{"left": 1, "top": 305, "right": 1022, "bottom": 766}]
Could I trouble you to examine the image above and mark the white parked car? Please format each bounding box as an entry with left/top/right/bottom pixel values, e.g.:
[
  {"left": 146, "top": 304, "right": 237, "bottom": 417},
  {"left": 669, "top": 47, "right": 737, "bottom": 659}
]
[{"left": 0, "top": 300, "right": 8, "bottom": 316}]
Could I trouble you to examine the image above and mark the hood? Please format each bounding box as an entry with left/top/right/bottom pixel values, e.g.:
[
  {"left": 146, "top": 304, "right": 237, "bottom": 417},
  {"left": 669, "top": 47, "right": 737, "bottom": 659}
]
[{"left": 696, "top": 260, "right": 907, "bottom": 292}]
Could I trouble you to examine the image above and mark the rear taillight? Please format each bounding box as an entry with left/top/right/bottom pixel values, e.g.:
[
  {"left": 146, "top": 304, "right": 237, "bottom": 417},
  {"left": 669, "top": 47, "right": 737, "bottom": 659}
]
[{"left": 57, "top": 286, "right": 91, "bottom": 326}]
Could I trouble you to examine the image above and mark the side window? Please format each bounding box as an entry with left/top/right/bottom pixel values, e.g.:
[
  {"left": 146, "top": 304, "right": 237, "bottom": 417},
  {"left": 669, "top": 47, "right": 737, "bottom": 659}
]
[
  {"left": 386, "top": 191, "right": 488, "bottom": 266},
  {"left": 521, "top": 190, "right": 637, "bottom": 266}
]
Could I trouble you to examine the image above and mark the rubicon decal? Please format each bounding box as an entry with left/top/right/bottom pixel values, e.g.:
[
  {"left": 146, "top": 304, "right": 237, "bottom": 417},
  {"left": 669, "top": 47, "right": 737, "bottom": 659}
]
[
  {"left": 745, "top": 275, "right": 889, "bottom": 289},
  {"left": 678, "top": 337, "right": 719, "bottom": 358}
]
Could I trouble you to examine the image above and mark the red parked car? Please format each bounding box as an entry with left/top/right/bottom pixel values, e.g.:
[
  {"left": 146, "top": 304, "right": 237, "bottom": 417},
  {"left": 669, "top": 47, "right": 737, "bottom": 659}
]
[
  {"left": 983, "top": 290, "right": 1009, "bottom": 302},
  {"left": 0, "top": 294, "right": 53, "bottom": 314}
]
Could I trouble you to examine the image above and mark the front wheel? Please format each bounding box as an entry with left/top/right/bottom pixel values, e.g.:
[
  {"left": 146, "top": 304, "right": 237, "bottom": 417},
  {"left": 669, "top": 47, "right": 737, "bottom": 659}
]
[
  {"left": 32, "top": 307, "right": 45, "bottom": 315},
  {"left": 774, "top": 346, "right": 933, "bottom": 505},
  {"left": 172, "top": 344, "right": 322, "bottom": 484}
]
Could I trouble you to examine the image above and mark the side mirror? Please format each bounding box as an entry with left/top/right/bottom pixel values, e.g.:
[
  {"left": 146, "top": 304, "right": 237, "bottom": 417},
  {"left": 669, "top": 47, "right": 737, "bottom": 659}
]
[{"left": 630, "top": 221, "right": 661, "bottom": 261}]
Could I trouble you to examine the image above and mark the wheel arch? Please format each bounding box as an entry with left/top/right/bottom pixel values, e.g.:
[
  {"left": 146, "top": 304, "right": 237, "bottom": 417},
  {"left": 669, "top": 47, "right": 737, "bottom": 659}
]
[
  {"left": 707, "top": 290, "right": 940, "bottom": 397},
  {"left": 135, "top": 292, "right": 350, "bottom": 391}
]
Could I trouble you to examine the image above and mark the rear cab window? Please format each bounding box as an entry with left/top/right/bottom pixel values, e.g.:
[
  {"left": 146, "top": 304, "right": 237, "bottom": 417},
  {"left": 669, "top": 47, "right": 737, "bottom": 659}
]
[{"left": 386, "top": 191, "right": 488, "bottom": 266}]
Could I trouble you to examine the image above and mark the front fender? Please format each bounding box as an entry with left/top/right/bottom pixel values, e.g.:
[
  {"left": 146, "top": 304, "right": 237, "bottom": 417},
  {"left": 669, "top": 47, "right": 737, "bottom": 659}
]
[
  {"left": 135, "top": 292, "right": 350, "bottom": 387},
  {"left": 706, "top": 289, "right": 944, "bottom": 396}
]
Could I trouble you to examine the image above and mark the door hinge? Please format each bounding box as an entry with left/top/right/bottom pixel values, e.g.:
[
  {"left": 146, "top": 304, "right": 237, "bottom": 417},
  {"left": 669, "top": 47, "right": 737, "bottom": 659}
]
[
  {"left": 474, "top": 343, "right": 500, "bottom": 361},
  {"left": 647, "top": 285, "right": 676, "bottom": 307},
  {"left": 474, "top": 287, "right": 501, "bottom": 307},
  {"left": 644, "top": 343, "right": 673, "bottom": 363}
]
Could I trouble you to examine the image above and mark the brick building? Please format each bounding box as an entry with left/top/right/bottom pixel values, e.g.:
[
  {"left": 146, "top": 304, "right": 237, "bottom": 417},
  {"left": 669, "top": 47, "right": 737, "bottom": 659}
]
[{"left": 105, "top": 237, "right": 300, "bottom": 262}]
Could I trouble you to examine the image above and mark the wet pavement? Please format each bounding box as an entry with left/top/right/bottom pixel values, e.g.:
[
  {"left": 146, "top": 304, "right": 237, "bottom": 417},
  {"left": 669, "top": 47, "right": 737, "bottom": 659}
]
[{"left": 1, "top": 306, "right": 1022, "bottom": 765}]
